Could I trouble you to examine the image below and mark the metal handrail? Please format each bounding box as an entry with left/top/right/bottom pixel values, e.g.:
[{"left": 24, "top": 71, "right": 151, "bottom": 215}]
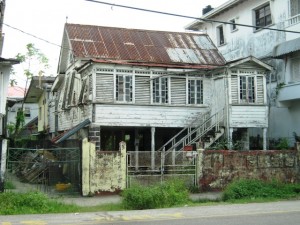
[
  {"left": 162, "top": 108, "right": 225, "bottom": 156},
  {"left": 157, "top": 110, "right": 211, "bottom": 152}
]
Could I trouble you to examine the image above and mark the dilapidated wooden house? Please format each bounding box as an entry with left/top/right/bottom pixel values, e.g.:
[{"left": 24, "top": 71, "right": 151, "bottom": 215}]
[{"left": 49, "top": 23, "right": 272, "bottom": 155}]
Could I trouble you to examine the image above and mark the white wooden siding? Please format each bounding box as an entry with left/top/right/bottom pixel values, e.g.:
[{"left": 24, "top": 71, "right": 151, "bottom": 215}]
[
  {"left": 95, "top": 73, "right": 114, "bottom": 102},
  {"left": 171, "top": 77, "right": 186, "bottom": 105},
  {"left": 230, "top": 105, "right": 268, "bottom": 128},
  {"left": 95, "top": 104, "right": 208, "bottom": 128},
  {"left": 135, "top": 76, "right": 151, "bottom": 105}
]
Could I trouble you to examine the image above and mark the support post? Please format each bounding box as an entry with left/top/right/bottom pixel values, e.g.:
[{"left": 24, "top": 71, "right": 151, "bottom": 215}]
[
  {"left": 134, "top": 129, "right": 139, "bottom": 171},
  {"left": 151, "top": 127, "right": 155, "bottom": 170},
  {"left": 228, "top": 128, "right": 233, "bottom": 150},
  {"left": 263, "top": 127, "right": 267, "bottom": 150}
]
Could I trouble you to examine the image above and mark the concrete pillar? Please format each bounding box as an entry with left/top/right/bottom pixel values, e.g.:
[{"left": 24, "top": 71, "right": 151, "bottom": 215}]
[
  {"left": 263, "top": 128, "right": 267, "bottom": 150},
  {"left": 119, "top": 141, "right": 127, "bottom": 189},
  {"left": 151, "top": 127, "right": 155, "bottom": 170},
  {"left": 0, "top": 139, "right": 7, "bottom": 192},
  {"left": 196, "top": 148, "right": 204, "bottom": 188}
]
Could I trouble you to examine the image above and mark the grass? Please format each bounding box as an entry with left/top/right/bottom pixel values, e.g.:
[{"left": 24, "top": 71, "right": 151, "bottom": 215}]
[{"left": 1, "top": 179, "right": 300, "bottom": 215}]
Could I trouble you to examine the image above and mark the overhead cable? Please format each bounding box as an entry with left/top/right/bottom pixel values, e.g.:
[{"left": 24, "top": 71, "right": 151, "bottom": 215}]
[{"left": 85, "top": 0, "right": 300, "bottom": 34}]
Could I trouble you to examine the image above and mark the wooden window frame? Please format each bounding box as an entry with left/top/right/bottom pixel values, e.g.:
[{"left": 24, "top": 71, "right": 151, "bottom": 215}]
[
  {"left": 239, "top": 76, "right": 256, "bottom": 104},
  {"left": 116, "top": 74, "right": 133, "bottom": 103},
  {"left": 254, "top": 3, "right": 272, "bottom": 30},
  {"left": 152, "top": 77, "right": 169, "bottom": 104},
  {"left": 188, "top": 79, "right": 203, "bottom": 105}
]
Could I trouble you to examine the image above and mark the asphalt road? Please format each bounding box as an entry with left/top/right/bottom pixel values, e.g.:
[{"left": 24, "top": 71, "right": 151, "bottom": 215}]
[{"left": 1, "top": 200, "right": 300, "bottom": 225}]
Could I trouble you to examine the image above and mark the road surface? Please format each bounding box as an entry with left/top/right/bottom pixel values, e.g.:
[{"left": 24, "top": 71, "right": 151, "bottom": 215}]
[{"left": 1, "top": 200, "right": 300, "bottom": 225}]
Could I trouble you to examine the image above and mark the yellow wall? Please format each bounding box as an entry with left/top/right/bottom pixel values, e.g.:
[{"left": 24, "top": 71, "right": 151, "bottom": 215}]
[{"left": 82, "top": 139, "right": 126, "bottom": 196}]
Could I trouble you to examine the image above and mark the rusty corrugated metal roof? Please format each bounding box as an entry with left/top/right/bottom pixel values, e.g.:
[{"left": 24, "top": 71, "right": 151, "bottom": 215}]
[{"left": 65, "top": 23, "right": 226, "bottom": 69}]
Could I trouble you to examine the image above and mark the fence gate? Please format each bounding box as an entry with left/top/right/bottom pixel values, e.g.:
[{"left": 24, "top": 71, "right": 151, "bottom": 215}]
[
  {"left": 126, "top": 150, "right": 198, "bottom": 187},
  {"left": 6, "top": 147, "right": 81, "bottom": 194}
]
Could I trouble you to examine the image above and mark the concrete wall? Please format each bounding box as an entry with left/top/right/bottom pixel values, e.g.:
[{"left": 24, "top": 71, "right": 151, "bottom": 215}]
[
  {"left": 198, "top": 148, "right": 300, "bottom": 191},
  {"left": 82, "top": 139, "right": 126, "bottom": 196}
]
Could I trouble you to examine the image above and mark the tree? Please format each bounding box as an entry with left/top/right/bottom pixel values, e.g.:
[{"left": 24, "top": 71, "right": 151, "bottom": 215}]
[{"left": 10, "top": 43, "right": 49, "bottom": 145}]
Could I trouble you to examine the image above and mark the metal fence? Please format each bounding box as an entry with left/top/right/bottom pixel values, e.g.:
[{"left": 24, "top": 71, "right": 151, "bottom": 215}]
[
  {"left": 126, "top": 150, "right": 198, "bottom": 188},
  {"left": 6, "top": 147, "right": 81, "bottom": 194}
]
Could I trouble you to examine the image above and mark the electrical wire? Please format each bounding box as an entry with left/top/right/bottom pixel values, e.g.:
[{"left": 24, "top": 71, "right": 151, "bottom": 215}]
[{"left": 85, "top": 0, "right": 300, "bottom": 34}]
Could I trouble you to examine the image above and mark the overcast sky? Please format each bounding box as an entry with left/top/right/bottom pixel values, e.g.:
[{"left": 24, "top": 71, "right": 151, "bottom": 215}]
[{"left": 3, "top": 0, "right": 227, "bottom": 86}]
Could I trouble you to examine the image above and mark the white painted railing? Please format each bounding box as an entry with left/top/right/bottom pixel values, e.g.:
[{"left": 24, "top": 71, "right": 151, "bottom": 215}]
[{"left": 286, "top": 14, "right": 300, "bottom": 27}]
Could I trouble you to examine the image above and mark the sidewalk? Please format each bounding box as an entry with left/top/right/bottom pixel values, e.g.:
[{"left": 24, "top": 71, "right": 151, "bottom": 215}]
[{"left": 55, "top": 192, "right": 223, "bottom": 207}]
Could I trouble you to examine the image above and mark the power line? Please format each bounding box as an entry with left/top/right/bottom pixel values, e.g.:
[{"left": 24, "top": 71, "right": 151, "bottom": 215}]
[
  {"left": 3, "top": 23, "right": 62, "bottom": 48},
  {"left": 85, "top": 0, "right": 300, "bottom": 34},
  {"left": 2, "top": 23, "right": 76, "bottom": 54}
]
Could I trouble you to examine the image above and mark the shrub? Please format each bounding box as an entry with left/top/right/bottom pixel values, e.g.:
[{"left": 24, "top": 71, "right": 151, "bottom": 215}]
[
  {"left": 0, "top": 191, "right": 79, "bottom": 215},
  {"left": 122, "top": 179, "right": 189, "bottom": 210},
  {"left": 223, "top": 179, "right": 300, "bottom": 201}
]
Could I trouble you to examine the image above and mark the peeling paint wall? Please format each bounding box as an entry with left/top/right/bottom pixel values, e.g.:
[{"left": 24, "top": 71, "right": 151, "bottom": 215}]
[
  {"left": 198, "top": 149, "right": 300, "bottom": 191},
  {"left": 82, "top": 139, "right": 126, "bottom": 196}
]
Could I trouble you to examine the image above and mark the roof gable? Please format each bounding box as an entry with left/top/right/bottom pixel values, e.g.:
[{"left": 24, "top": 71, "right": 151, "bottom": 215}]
[
  {"left": 227, "top": 56, "right": 273, "bottom": 71},
  {"left": 63, "top": 23, "right": 226, "bottom": 69}
]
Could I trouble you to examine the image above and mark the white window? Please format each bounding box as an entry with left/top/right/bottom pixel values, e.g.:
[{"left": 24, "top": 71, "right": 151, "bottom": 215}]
[
  {"left": 116, "top": 74, "right": 133, "bottom": 102},
  {"left": 188, "top": 79, "right": 203, "bottom": 104},
  {"left": 24, "top": 108, "right": 31, "bottom": 118},
  {"left": 239, "top": 76, "right": 256, "bottom": 103},
  {"left": 254, "top": 3, "right": 272, "bottom": 30},
  {"left": 152, "top": 77, "right": 169, "bottom": 104},
  {"left": 290, "top": 0, "right": 300, "bottom": 17},
  {"left": 216, "top": 25, "right": 225, "bottom": 45},
  {"left": 229, "top": 19, "right": 237, "bottom": 32},
  {"left": 291, "top": 57, "right": 300, "bottom": 82}
]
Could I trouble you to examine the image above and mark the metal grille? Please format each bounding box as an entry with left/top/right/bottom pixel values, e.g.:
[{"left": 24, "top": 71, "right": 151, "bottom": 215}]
[
  {"left": 126, "top": 151, "right": 197, "bottom": 188},
  {"left": 6, "top": 147, "right": 81, "bottom": 194}
]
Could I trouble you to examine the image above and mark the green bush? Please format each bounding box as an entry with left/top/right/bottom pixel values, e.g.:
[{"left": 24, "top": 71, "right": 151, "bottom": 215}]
[
  {"left": 0, "top": 191, "right": 79, "bottom": 215},
  {"left": 122, "top": 179, "right": 189, "bottom": 210},
  {"left": 223, "top": 179, "right": 300, "bottom": 201}
]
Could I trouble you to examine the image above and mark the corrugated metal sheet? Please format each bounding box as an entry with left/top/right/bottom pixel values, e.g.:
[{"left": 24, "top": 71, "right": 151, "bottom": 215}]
[
  {"left": 65, "top": 23, "right": 226, "bottom": 68},
  {"left": 273, "top": 37, "right": 300, "bottom": 58}
]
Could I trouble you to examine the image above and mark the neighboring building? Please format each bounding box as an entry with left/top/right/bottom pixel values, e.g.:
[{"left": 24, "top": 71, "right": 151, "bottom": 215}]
[
  {"left": 0, "top": 0, "right": 19, "bottom": 192},
  {"left": 24, "top": 76, "right": 55, "bottom": 135},
  {"left": 185, "top": 0, "right": 300, "bottom": 146},
  {"left": 48, "top": 23, "right": 271, "bottom": 155},
  {"left": 6, "top": 86, "right": 38, "bottom": 137}
]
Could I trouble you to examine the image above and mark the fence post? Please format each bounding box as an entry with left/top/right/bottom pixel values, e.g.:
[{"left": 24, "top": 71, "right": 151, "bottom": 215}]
[
  {"left": 0, "top": 139, "right": 7, "bottom": 192},
  {"left": 196, "top": 147, "right": 205, "bottom": 189},
  {"left": 119, "top": 141, "right": 127, "bottom": 190}
]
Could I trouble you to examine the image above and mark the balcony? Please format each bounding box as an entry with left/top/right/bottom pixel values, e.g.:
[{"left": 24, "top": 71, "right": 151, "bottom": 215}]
[
  {"left": 286, "top": 14, "right": 300, "bottom": 27},
  {"left": 277, "top": 82, "right": 300, "bottom": 102}
]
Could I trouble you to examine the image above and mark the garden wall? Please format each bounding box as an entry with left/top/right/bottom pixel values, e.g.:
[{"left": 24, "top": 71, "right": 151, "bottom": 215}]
[
  {"left": 198, "top": 146, "right": 300, "bottom": 191},
  {"left": 82, "top": 139, "right": 126, "bottom": 196}
]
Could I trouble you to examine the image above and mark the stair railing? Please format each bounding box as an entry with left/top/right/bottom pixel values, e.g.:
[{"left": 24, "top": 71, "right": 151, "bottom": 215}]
[
  {"left": 160, "top": 108, "right": 225, "bottom": 164},
  {"left": 157, "top": 110, "right": 210, "bottom": 152}
]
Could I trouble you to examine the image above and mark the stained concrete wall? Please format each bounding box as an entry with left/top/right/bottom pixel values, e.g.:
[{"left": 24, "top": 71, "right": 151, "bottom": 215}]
[
  {"left": 82, "top": 139, "right": 126, "bottom": 196},
  {"left": 198, "top": 147, "right": 300, "bottom": 191}
]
